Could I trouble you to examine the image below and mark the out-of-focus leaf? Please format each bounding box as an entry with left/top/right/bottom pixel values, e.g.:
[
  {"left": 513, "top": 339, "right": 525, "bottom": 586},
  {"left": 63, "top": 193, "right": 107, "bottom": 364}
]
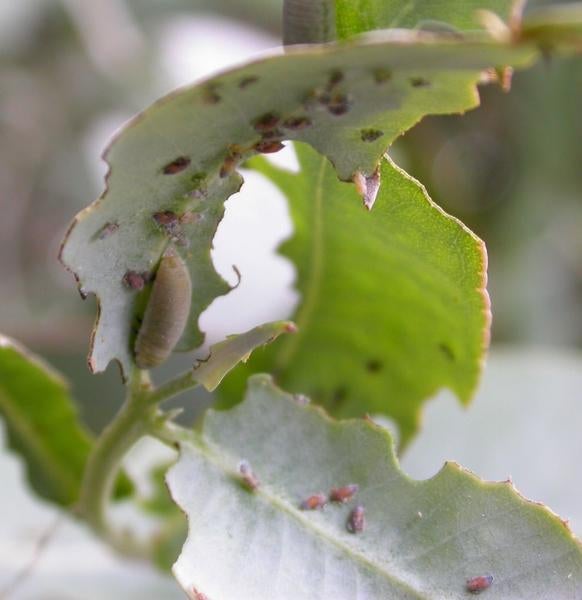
[
  {"left": 59, "top": 31, "right": 542, "bottom": 378},
  {"left": 167, "top": 374, "right": 582, "bottom": 599},
  {"left": 521, "top": 4, "right": 582, "bottom": 52},
  {"left": 0, "top": 335, "right": 131, "bottom": 507},
  {"left": 335, "top": 0, "right": 515, "bottom": 39},
  {"left": 219, "top": 145, "right": 489, "bottom": 447}
]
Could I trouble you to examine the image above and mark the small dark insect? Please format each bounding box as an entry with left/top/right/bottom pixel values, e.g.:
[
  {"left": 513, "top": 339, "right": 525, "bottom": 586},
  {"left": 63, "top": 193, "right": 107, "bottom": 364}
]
[
  {"left": 347, "top": 505, "right": 365, "bottom": 533},
  {"left": 239, "top": 460, "right": 260, "bottom": 491},
  {"left": 282, "top": 116, "right": 312, "bottom": 130},
  {"left": 361, "top": 129, "right": 384, "bottom": 143},
  {"left": 466, "top": 575, "right": 494, "bottom": 594},
  {"left": 122, "top": 270, "right": 149, "bottom": 291},
  {"left": 253, "top": 112, "right": 280, "bottom": 132},
  {"left": 163, "top": 156, "right": 191, "bottom": 175},
  {"left": 201, "top": 84, "right": 221, "bottom": 104},
  {"left": 410, "top": 77, "right": 431, "bottom": 88},
  {"left": 238, "top": 75, "right": 258, "bottom": 89},
  {"left": 254, "top": 140, "right": 285, "bottom": 154},
  {"left": 300, "top": 493, "right": 327, "bottom": 510},
  {"left": 373, "top": 67, "right": 392, "bottom": 83},
  {"left": 327, "top": 93, "right": 352, "bottom": 116},
  {"left": 96, "top": 221, "right": 119, "bottom": 240},
  {"left": 329, "top": 484, "right": 359, "bottom": 504}
]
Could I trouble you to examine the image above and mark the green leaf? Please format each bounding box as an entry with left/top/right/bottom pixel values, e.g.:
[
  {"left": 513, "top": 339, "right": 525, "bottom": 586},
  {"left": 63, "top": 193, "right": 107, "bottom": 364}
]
[
  {"left": 167, "top": 374, "right": 582, "bottom": 599},
  {"left": 0, "top": 335, "right": 131, "bottom": 506},
  {"left": 59, "top": 31, "right": 543, "bottom": 378},
  {"left": 335, "top": 0, "right": 516, "bottom": 39},
  {"left": 193, "top": 320, "right": 297, "bottom": 391},
  {"left": 218, "top": 144, "right": 488, "bottom": 447}
]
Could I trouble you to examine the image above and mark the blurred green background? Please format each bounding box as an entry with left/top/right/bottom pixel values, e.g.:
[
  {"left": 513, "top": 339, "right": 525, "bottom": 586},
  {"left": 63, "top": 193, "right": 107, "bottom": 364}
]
[{"left": 0, "top": 0, "right": 581, "bottom": 434}]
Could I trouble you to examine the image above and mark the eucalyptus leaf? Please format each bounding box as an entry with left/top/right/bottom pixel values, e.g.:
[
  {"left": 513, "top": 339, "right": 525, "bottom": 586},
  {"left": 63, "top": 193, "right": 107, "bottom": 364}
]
[
  {"left": 219, "top": 145, "right": 489, "bottom": 447},
  {"left": 59, "top": 31, "right": 543, "bottom": 378},
  {"left": 167, "top": 374, "right": 582, "bottom": 599},
  {"left": 0, "top": 336, "right": 131, "bottom": 507}
]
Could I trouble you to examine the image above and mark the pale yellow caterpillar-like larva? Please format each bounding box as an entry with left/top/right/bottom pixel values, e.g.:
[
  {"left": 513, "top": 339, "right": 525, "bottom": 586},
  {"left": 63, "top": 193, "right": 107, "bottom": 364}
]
[{"left": 134, "top": 247, "right": 192, "bottom": 369}]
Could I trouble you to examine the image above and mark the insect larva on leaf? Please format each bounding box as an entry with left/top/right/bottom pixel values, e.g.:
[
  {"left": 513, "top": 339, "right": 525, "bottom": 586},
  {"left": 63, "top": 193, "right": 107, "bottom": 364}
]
[{"left": 134, "top": 247, "right": 192, "bottom": 369}]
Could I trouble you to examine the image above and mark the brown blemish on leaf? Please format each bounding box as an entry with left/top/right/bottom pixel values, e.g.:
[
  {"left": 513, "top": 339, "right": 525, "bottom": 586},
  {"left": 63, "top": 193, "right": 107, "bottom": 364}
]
[
  {"left": 201, "top": 84, "right": 221, "bottom": 104},
  {"left": 180, "top": 211, "right": 202, "bottom": 225},
  {"left": 353, "top": 167, "right": 381, "bottom": 210},
  {"left": 329, "top": 484, "right": 359, "bottom": 503},
  {"left": 220, "top": 146, "right": 242, "bottom": 178},
  {"left": 162, "top": 156, "right": 191, "bottom": 175},
  {"left": 373, "top": 67, "right": 392, "bottom": 83},
  {"left": 327, "top": 69, "right": 344, "bottom": 89},
  {"left": 300, "top": 493, "right": 327, "bottom": 510},
  {"left": 95, "top": 221, "right": 119, "bottom": 240},
  {"left": 253, "top": 112, "right": 280, "bottom": 132},
  {"left": 347, "top": 505, "right": 365, "bottom": 533},
  {"left": 361, "top": 129, "right": 384, "bottom": 143},
  {"left": 282, "top": 116, "right": 312, "bottom": 130},
  {"left": 326, "top": 93, "right": 352, "bottom": 116},
  {"left": 238, "top": 75, "right": 258, "bottom": 89},
  {"left": 254, "top": 140, "right": 285, "bottom": 154}
]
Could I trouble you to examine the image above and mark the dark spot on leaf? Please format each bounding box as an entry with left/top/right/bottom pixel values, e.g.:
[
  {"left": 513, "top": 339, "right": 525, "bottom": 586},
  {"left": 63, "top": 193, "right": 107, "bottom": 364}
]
[
  {"left": 238, "top": 75, "right": 258, "bottom": 89},
  {"left": 153, "top": 210, "right": 179, "bottom": 227},
  {"left": 122, "top": 270, "right": 149, "bottom": 291},
  {"left": 410, "top": 77, "right": 431, "bottom": 88},
  {"left": 361, "top": 129, "right": 384, "bottom": 143},
  {"left": 96, "top": 221, "right": 119, "bottom": 240},
  {"left": 466, "top": 575, "right": 493, "bottom": 594},
  {"left": 347, "top": 505, "right": 365, "bottom": 533},
  {"left": 162, "top": 156, "right": 191, "bottom": 175},
  {"left": 331, "top": 386, "right": 347, "bottom": 408},
  {"left": 201, "top": 84, "right": 221, "bottom": 104},
  {"left": 253, "top": 112, "right": 280, "bottom": 132},
  {"left": 282, "top": 116, "right": 312, "bottom": 130},
  {"left": 373, "top": 67, "right": 392, "bottom": 83},
  {"left": 365, "top": 359, "right": 383, "bottom": 373},
  {"left": 300, "top": 493, "right": 327, "bottom": 510},
  {"left": 261, "top": 128, "right": 285, "bottom": 141},
  {"left": 438, "top": 343, "right": 456, "bottom": 361},
  {"left": 254, "top": 140, "right": 285, "bottom": 154},
  {"left": 327, "top": 69, "right": 344, "bottom": 89},
  {"left": 326, "top": 93, "right": 352, "bottom": 116}
]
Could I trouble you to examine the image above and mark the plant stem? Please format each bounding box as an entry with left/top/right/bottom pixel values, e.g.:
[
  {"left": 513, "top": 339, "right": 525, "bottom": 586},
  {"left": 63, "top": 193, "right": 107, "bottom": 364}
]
[
  {"left": 146, "top": 370, "right": 200, "bottom": 406},
  {"left": 77, "top": 369, "right": 154, "bottom": 558}
]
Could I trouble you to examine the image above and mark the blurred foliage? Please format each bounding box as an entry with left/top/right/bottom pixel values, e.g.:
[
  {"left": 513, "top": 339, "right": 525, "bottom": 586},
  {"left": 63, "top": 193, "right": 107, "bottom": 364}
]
[{"left": 1, "top": 0, "right": 581, "bottom": 431}]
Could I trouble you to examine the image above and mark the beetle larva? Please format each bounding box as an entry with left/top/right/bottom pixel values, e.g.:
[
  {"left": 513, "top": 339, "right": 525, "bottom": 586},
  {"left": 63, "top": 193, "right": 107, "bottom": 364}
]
[{"left": 134, "top": 247, "right": 192, "bottom": 369}]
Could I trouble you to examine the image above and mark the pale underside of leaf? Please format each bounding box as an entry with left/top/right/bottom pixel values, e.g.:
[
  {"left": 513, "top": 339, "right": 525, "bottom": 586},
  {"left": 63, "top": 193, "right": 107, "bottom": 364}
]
[
  {"left": 168, "top": 375, "right": 582, "bottom": 599},
  {"left": 59, "top": 32, "right": 538, "bottom": 378}
]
